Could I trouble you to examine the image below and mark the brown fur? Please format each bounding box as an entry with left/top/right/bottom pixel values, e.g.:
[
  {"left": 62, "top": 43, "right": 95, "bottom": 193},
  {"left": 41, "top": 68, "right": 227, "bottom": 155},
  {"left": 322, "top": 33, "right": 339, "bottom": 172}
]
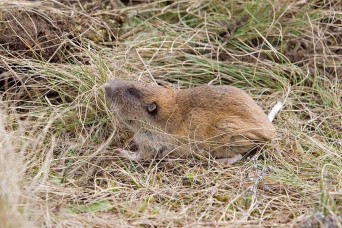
[{"left": 105, "top": 80, "right": 275, "bottom": 164}]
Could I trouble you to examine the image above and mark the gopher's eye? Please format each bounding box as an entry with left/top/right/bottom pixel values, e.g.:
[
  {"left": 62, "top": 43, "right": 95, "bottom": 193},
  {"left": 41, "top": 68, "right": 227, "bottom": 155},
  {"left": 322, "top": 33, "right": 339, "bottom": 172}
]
[
  {"left": 147, "top": 102, "right": 157, "bottom": 115},
  {"left": 127, "top": 87, "right": 142, "bottom": 98}
]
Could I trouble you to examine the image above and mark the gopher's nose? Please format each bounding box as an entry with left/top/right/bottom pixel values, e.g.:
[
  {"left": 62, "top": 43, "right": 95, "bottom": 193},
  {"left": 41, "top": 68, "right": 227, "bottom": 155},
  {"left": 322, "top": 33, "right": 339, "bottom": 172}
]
[
  {"left": 105, "top": 80, "right": 125, "bottom": 99},
  {"left": 105, "top": 83, "right": 113, "bottom": 98}
]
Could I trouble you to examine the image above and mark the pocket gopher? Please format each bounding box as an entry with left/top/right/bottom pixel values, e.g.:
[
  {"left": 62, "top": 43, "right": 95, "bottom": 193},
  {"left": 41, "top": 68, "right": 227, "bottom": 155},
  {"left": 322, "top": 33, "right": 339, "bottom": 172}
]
[{"left": 105, "top": 80, "right": 280, "bottom": 165}]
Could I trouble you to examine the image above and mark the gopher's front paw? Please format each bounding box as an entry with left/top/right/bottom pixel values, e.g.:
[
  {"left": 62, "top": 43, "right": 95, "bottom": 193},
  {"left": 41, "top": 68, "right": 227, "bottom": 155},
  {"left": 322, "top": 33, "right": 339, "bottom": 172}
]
[
  {"left": 115, "top": 148, "right": 142, "bottom": 161},
  {"left": 216, "top": 154, "right": 242, "bottom": 166}
]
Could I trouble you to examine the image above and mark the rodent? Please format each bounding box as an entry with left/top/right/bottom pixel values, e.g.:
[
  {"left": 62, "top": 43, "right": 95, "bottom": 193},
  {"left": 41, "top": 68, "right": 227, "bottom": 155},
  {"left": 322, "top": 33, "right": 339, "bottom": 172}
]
[{"left": 105, "top": 79, "right": 280, "bottom": 165}]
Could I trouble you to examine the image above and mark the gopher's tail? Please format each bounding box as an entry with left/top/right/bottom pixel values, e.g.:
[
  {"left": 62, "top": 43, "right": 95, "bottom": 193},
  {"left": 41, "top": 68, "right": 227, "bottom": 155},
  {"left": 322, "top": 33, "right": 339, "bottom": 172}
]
[{"left": 268, "top": 101, "right": 283, "bottom": 122}]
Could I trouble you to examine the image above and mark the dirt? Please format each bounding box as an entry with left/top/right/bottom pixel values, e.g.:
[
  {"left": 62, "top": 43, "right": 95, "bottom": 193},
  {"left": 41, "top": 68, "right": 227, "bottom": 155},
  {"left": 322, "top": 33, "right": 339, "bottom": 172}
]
[
  {"left": 0, "top": 3, "right": 123, "bottom": 63},
  {"left": 0, "top": 1, "right": 127, "bottom": 110},
  {"left": 0, "top": 9, "right": 76, "bottom": 101},
  {"left": 0, "top": 10, "right": 72, "bottom": 62}
]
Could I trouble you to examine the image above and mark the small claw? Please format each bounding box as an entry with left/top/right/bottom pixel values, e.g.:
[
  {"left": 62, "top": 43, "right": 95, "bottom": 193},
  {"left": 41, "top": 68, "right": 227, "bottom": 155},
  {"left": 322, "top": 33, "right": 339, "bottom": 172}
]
[
  {"left": 216, "top": 154, "right": 242, "bottom": 166},
  {"left": 115, "top": 148, "right": 142, "bottom": 161}
]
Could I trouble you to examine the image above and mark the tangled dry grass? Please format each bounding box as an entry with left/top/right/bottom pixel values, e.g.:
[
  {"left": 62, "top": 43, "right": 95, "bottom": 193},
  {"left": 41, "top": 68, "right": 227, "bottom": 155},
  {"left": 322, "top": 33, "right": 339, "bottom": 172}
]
[{"left": 0, "top": 0, "right": 341, "bottom": 227}]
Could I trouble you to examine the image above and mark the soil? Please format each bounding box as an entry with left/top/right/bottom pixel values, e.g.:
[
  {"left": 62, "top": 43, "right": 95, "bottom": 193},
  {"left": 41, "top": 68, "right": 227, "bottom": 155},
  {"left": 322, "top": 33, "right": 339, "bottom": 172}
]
[
  {"left": 0, "top": 10, "right": 72, "bottom": 62},
  {"left": 0, "top": 1, "right": 125, "bottom": 105},
  {"left": 0, "top": 9, "right": 78, "bottom": 102},
  {"left": 0, "top": 3, "right": 123, "bottom": 63}
]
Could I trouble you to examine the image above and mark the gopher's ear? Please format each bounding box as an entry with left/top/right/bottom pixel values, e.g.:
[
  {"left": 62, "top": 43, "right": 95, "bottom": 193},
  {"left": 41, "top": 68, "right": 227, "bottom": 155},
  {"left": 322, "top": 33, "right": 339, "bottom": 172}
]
[{"left": 147, "top": 102, "right": 157, "bottom": 115}]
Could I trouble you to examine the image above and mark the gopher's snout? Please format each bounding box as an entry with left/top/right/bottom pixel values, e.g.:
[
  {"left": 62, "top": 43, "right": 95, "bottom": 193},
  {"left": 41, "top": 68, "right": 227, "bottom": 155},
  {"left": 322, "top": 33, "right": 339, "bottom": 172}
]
[
  {"left": 104, "top": 84, "right": 112, "bottom": 99},
  {"left": 105, "top": 80, "right": 123, "bottom": 101},
  {"left": 105, "top": 80, "right": 146, "bottom": 102}
]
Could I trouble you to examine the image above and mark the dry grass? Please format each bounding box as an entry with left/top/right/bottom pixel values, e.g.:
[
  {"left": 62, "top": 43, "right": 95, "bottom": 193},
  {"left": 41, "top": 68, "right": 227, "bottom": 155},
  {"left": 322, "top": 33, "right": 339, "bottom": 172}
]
[{"left": 0, "top": 0, "right": 341, "bottom": 227}]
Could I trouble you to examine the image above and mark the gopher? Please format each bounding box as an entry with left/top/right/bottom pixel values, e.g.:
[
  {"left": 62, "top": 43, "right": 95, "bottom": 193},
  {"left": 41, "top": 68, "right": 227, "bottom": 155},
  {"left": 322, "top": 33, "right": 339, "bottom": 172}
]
[{"left": 105, "top": 80, "right": 281, "bottom": 165}]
